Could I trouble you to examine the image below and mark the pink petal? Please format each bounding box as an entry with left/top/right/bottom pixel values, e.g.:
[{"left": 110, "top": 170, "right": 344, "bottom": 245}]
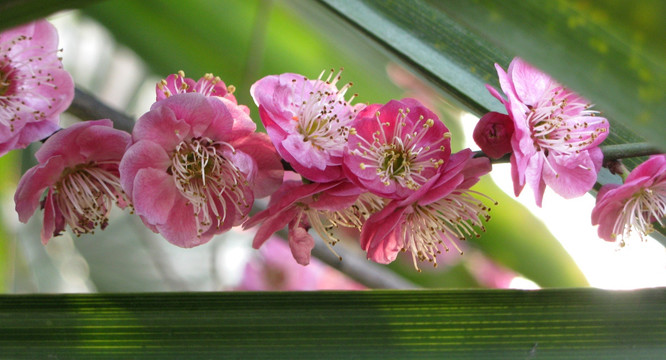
[
  {"left": 232, "top": 132, "right": 283, "bottom": 198},
  {"left": 156, "top": 197, "right": 208, "bottom": 248},
  {"left": 251, "top": 207, "right": 300, "bottom": 249},
  {"left": 542, "top": 151, "right": 599, "bottom": 200},
  {"left": 35, "top": 119, "right": 113, "bottom": 163},
  {"left": 507, "top": 58, "right": 553, "bottom": 106},
  {"left": 360, "top": 201, "right": 405, "bottom": 262},
  {"left": 119, "top": 140, "right": 171, "bottom": 198},
  {"left": 132, "top": 168, "right": 178, "bottom": 226},
  {"left": 288, "top": 222, "right": 315, "bottom": 266},
  {"left": 14, "top": 155, "right": 65, "bottom": 223},
  {"left": 76, "top": 124, "right": 131, "bottom": 161},
  {"left": 134, "top": 99, "right": 192, "bottom": 149}
]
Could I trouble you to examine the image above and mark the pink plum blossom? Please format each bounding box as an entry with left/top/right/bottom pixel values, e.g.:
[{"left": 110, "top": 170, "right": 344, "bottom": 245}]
[
  {"left": 156, "top": 70, "right": 242, "bottom": 106},
  {"left": 343, "top": 98, "right": 451, "bottom": 200},
  {"left": 360, "top": 149, "right": 493, "bottom": 270},
  {"left": 14, "top": 120, "right": 131, "bottom": 244},
  {"left": 0, "top": 20, "right": 74, "bottom": 156},
  {"left": 473, "top": 111, "right": 514, "bottom": 159},
  {"left": 488, "top": 58, "right": 609, "bottom": 206},
  {"left": 236, "top": 236, "right": 365, "bottom": 291},
  {"left": 120, "top": 92, "right": 282, "bottom": 248},
  {"left": 591, "top": 154, "right": 666, "bottom": 246},
  {"left": 250, "top": 70, "right": 362, "bottom": 182},
  {"left": 244, "top": 179, "right": 383, "bottom": 265}
]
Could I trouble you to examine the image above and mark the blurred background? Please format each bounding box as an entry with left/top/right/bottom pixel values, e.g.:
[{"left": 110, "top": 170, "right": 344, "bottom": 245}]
[{"left": 0, "top": 0, "right": 663, "bottom": 293}]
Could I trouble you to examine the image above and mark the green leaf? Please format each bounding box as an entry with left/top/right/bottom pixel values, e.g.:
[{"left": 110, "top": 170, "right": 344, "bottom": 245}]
[
  {"left": 0, "top": 289, "right": 664, "bottom": 359},
  {"left": 430, "top": 0, "right": 666, "bottom": 148},
  {"left": 0, "top": 0, "right": 101, "bottom": 31}
]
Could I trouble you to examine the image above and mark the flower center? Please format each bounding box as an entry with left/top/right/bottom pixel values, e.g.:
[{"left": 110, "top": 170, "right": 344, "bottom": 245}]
[
  {"left": 169, "top": 137, "right": 251, "bottom": 235},
  {"left": 613, "top": 184, "right": 666, "bottom": 246},
  {"left": 351, "top": 108, "right": 450, "bottom": 190},
  {"left": 402, "top": 190, "right": 495, "bottom": 271},
  {"left": 0, "top": 69, "right": 9, "bottom": 96},
  {"left": 527, "top": 87, "right": 607, "bottom": 156},
  {"left": 54, "top": 162, "right": 128, "bottom": 236},
  {"left": 292, "top": 69, "right": 357, "bottom": 152}
]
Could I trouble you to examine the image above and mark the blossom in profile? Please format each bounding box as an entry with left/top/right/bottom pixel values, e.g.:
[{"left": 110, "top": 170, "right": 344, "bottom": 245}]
[
  {"left": 244, "top": 180, "right": 383, "bottom": 265},
  {"left": 251, "top": 70, "right": 362, "bottom": 182},
  {"left": 14, "top": 120, "right": 131, "bottom": 244},
  {"left": 591, "top": 154, "right": 666, "bottom": 246},
  {"left": 344, "top": 98, "right": 451, "bottom": 200},
  {"left": 361, "top": 149, "right": 494, "bottom": 270},
  {"left": 0, "top": 20, "right": 74, "bottom": 156},
  {"left": 488, "top": 58, "right": 609, "bottom": 206},
  {"left": 236, "top": 236, "right": 365, "bottom": 291},
  {"left": 473, "top": 111, "right": 514, "bottom": 159},
  {"left": 156, "top": 70, "right": 240, "bottom": 104},
  {"left": 120, "top": 93, "right": 282, "bottom": 248}
]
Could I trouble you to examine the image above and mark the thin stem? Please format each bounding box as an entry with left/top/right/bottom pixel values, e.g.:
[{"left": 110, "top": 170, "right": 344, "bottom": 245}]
[
  {"left": 473, "top": 142, "right": 664, "bottom": 165},
  {"left": 67, "top": 87, "right": 135, "bottom": 133}
]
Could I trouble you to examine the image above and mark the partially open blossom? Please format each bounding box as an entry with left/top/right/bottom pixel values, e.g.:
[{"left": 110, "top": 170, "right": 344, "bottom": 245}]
[
  {"left": 592, "top": 154, "right": 666, "bottom": 246},
  {"left": 156, "top": 70, "right": 241, "bottom": 105},
  {"left": 344, "top": 98, "right": 451, "bottom": 200},
  {"left": 473, "top": 111, "right": 514, "bottom": 159},
  {"left": 0, "top": 20, "right": 74, "bottom": 156},
  {"left": 14, "top": 120, "right": 130, "bottom": 244},
  {"left": 244, "top": 180, "right": 383, "bottom": 265},
  {"left": 250, "top": 70, "right": 362, "bottom": 182},
  {"left": 120, "top": 93, "right": 282, "bottom": 248},
  {"left": 361, "top": 149, "right": 493, "bottom": 270},
  {"left": 488, "top": 58, "right": 609, "bottom": 206}
]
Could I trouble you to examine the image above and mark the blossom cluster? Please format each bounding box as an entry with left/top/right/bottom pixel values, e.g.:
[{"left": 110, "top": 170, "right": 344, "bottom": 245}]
[{"left": 4, "top": 18, "right": 664, "bottom": 272}]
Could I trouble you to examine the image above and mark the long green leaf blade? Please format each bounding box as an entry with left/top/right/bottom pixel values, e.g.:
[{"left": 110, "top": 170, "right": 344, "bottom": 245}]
[{"left": 0, "top": 290, "right": 664, "bottom": 359}]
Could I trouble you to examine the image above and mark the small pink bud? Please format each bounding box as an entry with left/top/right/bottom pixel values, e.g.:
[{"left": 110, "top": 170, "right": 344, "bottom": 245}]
[{"left": 473, "top": 111, "right": 514, "bottom": 159}]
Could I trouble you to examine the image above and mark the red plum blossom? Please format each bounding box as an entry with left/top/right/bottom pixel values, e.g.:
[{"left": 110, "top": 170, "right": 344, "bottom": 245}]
[
  {"left": 14, "top": 120, "right": 131, "bottom": 244},
  {"left": 592, "top": 154, "right": 666, "bottom": 246},
  {"left": 361, "top": 149, "right": 493, "bottom": 270},
  {"left": 488, "top": 58, "right": 609, "bottom": 206},
  {"left": 0, "top": 20, "right": 74, "bottom": 156},
  {"left": 343, "top": 98, "right": 452, "bottom": 200},
  {"left": 120, "top": 93, "right": 282, "bottom": 248}
]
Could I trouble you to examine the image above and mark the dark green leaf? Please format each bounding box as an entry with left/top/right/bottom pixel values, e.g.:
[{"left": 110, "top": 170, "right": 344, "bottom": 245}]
[
  {"left": 0, "top": 289, "right": 664, "bottom": 359},
  {"left": 0, "top": 0, "right": 101, "bottom": 31}
]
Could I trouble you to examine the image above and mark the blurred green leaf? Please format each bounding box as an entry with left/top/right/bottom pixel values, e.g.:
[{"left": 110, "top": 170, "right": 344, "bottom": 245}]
[
  {"left": 82, "top": 0, "right": 404, "bottom": 121},
  {"left": 0, "top": 0, "right": 101, "bottom": 31},
  {"left": 1, "top": 289, "right": 664, "bottom": 359}
]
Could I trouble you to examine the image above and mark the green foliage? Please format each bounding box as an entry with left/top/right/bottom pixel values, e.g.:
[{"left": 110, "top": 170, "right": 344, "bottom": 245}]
[{"left": 1, "top": 289, "right": 664, "bottom": 359}]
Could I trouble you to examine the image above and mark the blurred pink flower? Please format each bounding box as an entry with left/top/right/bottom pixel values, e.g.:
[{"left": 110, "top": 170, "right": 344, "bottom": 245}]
[
  {"left": 361, "top": 149, "right": 493, "bottom": 270},
  {"left": 473, "top": 111, "right": 514, "bottom": 159},
  {"left": 244, "top": 179, "right": 382, "bottom": 265},
  {"left": 237, "top": 236, "right": 365, "bottom": 291},
  {"left": 250, "top": 70, "right": 362, "bottom": 182},
  {"left": 120, "top": 93, "right": 282, "bottom": 248},
  {"left": 591, "top": 154, "right": 666, "bottom": 245},
  {"left": 488, "top": 58, "right": 609, "bottom": 206},
  {"left": 0, "top": 20, "right": 74, "bottom": 156},
  {"left": 14, "top": 120, "right": 130, "bottom": 244},
  {"left": 343, "top": 98, "right": 451, "bottom": 200}
]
